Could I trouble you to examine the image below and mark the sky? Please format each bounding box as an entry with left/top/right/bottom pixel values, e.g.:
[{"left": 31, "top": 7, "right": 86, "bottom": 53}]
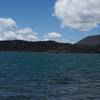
[{"left": 0, "top": 0, "right": 100, "bottom": 43}]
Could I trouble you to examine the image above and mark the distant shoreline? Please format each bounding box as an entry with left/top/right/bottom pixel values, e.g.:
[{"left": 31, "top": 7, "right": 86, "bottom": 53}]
[{"left": 0, "top": 39, "right": 99, "bottom": 54}]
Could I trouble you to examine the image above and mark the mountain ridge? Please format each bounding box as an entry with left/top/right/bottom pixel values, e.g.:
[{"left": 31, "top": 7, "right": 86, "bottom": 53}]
[
  {"left": 76, "top": 35, "right": 100, "bottom": 46},
  {"left": 0, "top": 39, "right": 99, "bottom": 53}
]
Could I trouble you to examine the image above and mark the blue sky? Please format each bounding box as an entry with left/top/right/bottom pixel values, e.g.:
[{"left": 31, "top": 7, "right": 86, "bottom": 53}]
[{"left": 0, "top": 0, "right": 100, "bottom": 43}]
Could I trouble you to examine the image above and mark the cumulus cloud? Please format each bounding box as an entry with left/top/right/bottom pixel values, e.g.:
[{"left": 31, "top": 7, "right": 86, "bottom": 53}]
[
  {"left": 54, "top": 0, "right": 100, "bottom": 31},
  {"left": 0, "top": 18, "right": 17, "bottom": 31},
  {"left": 0, "top": 18, "right": 39, "bottom": 41},
  {"left": 16, "top": 28, "right": 39, "bottom": 41},
  {"left": 44, "top": 32, "right": 67, "bottom": 42}
]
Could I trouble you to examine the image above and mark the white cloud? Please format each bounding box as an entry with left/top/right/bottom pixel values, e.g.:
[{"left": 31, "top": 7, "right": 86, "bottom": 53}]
[
  {"left": 16, "top": 28, "right": 34, "bottom": 35},
  {"left": 0, "top": 18, "right": 17, "bottom": 31},
  {"left": 0, "top": 18, "right": 69, "bottom": 43},
  {"left": 4, "top": 31, "right": 17, "bottom": 40},
  {"left": 54, "top": 0, "right": 100, "bottom": 31},
  {"left": 44, "top": 32, "right": 62, "bottom": 41},
  {"left": 44, "top": 32, "right": 68, "bottom": 42},
  {"left": 0, "top": 18, "right": 39, "bottom": 41},
  {"left": 16, "top": 28, "right": 39, "bottom": 41}
]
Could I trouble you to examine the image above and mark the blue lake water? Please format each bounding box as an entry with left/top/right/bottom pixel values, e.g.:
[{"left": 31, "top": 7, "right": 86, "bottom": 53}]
[{"left": 0, "top": 52, "right": 100, "bottom": 100}]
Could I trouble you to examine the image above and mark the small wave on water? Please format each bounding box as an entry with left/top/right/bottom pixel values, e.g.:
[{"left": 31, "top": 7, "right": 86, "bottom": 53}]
[{"left": 0, "top": 52, "right": 100, "bottom": 100}]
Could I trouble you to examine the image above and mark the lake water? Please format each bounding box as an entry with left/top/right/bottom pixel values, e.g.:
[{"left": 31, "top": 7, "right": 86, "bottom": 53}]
[{"left": 0, "top": 52, "right": 100, "bottom": 100}]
